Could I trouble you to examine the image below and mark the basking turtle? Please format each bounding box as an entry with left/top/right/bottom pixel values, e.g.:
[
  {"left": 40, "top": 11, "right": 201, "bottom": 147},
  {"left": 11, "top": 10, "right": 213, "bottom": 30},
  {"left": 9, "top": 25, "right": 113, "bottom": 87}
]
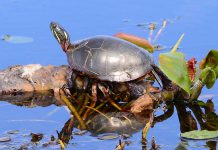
[{"left": 50, "top": 22, "right": 168, "bottom": 100}]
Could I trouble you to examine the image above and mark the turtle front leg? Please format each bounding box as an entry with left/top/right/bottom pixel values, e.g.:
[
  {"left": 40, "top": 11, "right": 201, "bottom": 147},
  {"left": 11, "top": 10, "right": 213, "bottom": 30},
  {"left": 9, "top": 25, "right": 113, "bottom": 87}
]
[
  {"left": 91, "top": 82, "right": 97, "bottom": 101},
  {"left": 82, "top": 82, "right": 97, "bottom": 121},
  {"left": 72, "top": 73, "right": 89, "bottom": 91},
  {"left": 98, "top": 83, "right": 110, "bottom": 98},
  {"left": 61, "top": 71, "right": 77, "bottom": 96}
]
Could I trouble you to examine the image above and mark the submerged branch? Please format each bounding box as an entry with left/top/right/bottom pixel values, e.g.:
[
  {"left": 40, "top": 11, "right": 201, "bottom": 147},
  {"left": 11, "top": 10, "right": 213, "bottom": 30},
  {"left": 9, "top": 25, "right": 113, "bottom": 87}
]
[{"left": 60, "top": 89, "right": 86, "bottom": 130}]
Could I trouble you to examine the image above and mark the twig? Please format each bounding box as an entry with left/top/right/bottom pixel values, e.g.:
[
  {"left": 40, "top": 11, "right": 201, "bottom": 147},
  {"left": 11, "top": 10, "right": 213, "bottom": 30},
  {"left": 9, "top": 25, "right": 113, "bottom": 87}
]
[
  {"left": 78, "top": 94, "right": 89, "bottom": 115},
  {"left": 59, "top": 89, "right": 86, "bottom": 129},
  {"left": 84, "top": 106, "right": 111, "bottom": 121},
  {"left": 115, "top": 139, "right": 125, "bottom": 150},
  {"left": 56, "top": 131, "right": 66, "bottom": 150},
  {"left": 148, "top": 23, "right": 156, "bottom": 43},
  {"left": 142, "top": 111, "right": 154, "bottom": 140},
  {"left": 58, "top": 139, "right": 65, "bottom": 150},
  {"left": 82, "top": 97, "right": 97, "bottom": 120},
  {"left": 108, "top": 98, "right": 122, "bottom": 111},
  {"left": 153, "top": 19, "right": 168, "bottom": 43},
  {"left": 142, "top": 111, "right": 154, "bottom": 150}
]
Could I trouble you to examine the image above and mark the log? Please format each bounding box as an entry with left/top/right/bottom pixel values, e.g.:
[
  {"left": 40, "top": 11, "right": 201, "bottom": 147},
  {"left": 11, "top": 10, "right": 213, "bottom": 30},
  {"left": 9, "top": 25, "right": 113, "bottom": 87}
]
[
  {"left": 0, "top": 64, "right": 179, "bottom": 110},
  {"left": 0, "top": 64, "right": 70, "bottom": 95}
]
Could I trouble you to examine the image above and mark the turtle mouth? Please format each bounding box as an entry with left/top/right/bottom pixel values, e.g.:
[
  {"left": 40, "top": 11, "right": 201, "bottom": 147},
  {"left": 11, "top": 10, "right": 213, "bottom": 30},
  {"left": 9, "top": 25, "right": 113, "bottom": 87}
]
[{"left": 50, "top": 22, "right": 57, "bottom": 30}]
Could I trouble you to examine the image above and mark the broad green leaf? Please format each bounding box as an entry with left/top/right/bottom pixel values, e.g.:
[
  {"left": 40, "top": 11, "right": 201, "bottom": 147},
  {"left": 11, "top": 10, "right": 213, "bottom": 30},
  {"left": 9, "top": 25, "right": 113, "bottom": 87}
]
[
  {"left": 200, "top": 50, "right": 218, "bottom": 69},
  {"left": 171, "top": 34, "right": 184, "bottom": 53},
  {"left": 181, "top": 130, "right": 218, "bottom": 140},
  {"left": 159, "top": 52, "right": 191, "bottom": 94},
  {"left": 114, "top": 32, "right": 154, "bottom": 53},
  {"left": 199, "top": 67, "right": 216, "bottom": 89}
]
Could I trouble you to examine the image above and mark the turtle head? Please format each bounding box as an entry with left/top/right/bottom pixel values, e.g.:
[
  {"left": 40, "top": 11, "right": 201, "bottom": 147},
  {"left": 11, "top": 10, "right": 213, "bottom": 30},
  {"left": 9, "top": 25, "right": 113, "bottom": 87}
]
[{"left": 50, "top": 22, "right": 71, "bottom": 52}]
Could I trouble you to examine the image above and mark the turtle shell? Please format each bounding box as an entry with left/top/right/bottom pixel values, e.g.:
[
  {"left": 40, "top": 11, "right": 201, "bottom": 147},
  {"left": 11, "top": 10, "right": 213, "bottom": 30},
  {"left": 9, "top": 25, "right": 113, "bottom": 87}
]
[{"left": 66, "top": 35, "right": 154, "bottom": 82}]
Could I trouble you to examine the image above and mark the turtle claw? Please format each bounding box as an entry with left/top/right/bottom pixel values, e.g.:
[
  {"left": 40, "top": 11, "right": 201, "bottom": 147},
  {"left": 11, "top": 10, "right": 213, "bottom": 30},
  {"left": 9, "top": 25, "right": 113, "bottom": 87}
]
[{"left": 61, "top": 84, "right": 72, "bottom": 97}]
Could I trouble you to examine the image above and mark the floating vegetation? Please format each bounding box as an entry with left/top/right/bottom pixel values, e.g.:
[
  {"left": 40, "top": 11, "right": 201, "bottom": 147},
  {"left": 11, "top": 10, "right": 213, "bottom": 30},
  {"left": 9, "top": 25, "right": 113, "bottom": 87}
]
[
  {"left": 30, "top": 133, "right": 43, "bottom": 143},
  {"left": 1, "top": 34, "right": 34, "bottom": 44},
  {"left": 0, "top": 136, "right": 11, "bottom": 142},
  {"left": 6, "top": 130, "right": 19, "bottom": 135},
  {"left": 153, "top": 44, "right": 166, "bottom": 51},
  {"left": 97, "top": 133, "right": 119, "bottom": 140},
  {"left": 72, "top": 130, "right": 87, "bottom": 136},
  {"left": 181, "top": 130, "right": 218, "bottom": 140}
]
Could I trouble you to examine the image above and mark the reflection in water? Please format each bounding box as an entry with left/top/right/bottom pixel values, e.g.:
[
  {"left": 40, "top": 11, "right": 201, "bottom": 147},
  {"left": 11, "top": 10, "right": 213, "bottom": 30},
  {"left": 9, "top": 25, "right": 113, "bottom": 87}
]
[
  {"left": 0, "top": 91, "right": 217, "bottom": 149},
  {"left": 0, "top": 91, "right": 62, "bottom": 107}
]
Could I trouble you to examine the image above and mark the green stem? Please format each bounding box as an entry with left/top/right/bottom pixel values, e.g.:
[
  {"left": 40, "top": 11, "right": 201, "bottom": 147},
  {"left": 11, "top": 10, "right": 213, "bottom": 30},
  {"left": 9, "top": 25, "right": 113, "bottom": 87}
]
[{"left": 190, "top": 80, "right": 204, "bottom": 101}]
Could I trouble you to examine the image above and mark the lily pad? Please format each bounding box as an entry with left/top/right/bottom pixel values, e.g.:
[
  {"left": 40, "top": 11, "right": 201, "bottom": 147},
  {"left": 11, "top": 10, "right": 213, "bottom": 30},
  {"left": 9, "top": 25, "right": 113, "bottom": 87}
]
[
  {"left": 6, "top": 130, "right": 19, "bottom": 134},
  {"left": 0, "top": 136, "right": 11, "bottom": 142},
  {"left": 181, "top": 130, "right": 218, "bottom": 140},
  {"left": 1, "top": 34, "right": 33, "bottom": 44}
]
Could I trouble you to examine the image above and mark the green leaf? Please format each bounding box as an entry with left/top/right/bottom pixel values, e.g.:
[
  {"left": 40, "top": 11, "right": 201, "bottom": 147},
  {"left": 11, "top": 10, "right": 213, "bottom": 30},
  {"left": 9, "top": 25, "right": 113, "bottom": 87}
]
[
  {"left": 199, "top": 67, "right": 216, "bottom": 89},
  {"left": 171, "top": 34, "right": 184, "bottom": 53},
  {"left": 114, "top": 32, "right": 154, "bottom": 53},
  {"left": 159, "top": 52, "right": 191, "bottom": 94},
  {"left": 196, "top": 100, "right": 206, "bottom": 107},
  {"left": 200, "top": 50, "right": 218, "bottom": 69},
  {"left": 181, "top": 130, "right": 218, "bottom": 140},
  {"left": 214, "top": 66, "right": 218, "bottom": 79}
]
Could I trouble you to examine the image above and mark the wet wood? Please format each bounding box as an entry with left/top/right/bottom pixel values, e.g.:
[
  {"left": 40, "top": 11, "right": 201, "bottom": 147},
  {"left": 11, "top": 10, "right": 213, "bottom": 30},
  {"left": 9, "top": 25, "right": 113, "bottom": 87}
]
[
  {"left": 130, "top": 93, "right": 153, "bottom": 114},
  {"left": 0, "top": 64, "right": 180, "bottom": 112},
  {"left": 0, "top": 64, "right": 70, "bottom": 95}
]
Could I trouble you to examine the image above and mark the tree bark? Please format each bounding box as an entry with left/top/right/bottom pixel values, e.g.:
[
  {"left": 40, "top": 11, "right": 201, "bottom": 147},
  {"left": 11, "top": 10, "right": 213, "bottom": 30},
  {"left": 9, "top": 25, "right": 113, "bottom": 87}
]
[{"left": 0, "top": 64, "right": 70, "bottom": 95}]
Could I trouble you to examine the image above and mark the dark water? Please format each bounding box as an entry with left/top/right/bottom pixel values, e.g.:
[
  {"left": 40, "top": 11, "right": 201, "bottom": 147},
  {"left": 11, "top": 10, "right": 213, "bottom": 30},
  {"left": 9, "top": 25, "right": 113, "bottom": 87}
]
[{"left": 0, "top": 0, "right": 218, "bottom": 149}]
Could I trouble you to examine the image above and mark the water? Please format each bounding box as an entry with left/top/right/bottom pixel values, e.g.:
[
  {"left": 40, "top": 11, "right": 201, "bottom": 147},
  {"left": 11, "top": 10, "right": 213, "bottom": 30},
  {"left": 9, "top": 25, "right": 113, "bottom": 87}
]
[{"left": 0, "top": 0, "right": 218, "bottom": 149}]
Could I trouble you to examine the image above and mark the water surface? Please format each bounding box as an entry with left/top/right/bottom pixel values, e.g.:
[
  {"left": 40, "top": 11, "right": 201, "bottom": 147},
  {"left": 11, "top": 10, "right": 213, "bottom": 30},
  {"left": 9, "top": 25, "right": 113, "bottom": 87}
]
[{"left": 0, "top": 0, "right": 218, "bottom": 149}]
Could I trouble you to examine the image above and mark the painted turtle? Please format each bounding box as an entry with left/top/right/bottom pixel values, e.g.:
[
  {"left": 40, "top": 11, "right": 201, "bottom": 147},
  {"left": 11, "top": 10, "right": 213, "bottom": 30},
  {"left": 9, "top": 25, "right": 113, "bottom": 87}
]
[{"left": 50, "top": 22, "right": 165, "bottom": 100}]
